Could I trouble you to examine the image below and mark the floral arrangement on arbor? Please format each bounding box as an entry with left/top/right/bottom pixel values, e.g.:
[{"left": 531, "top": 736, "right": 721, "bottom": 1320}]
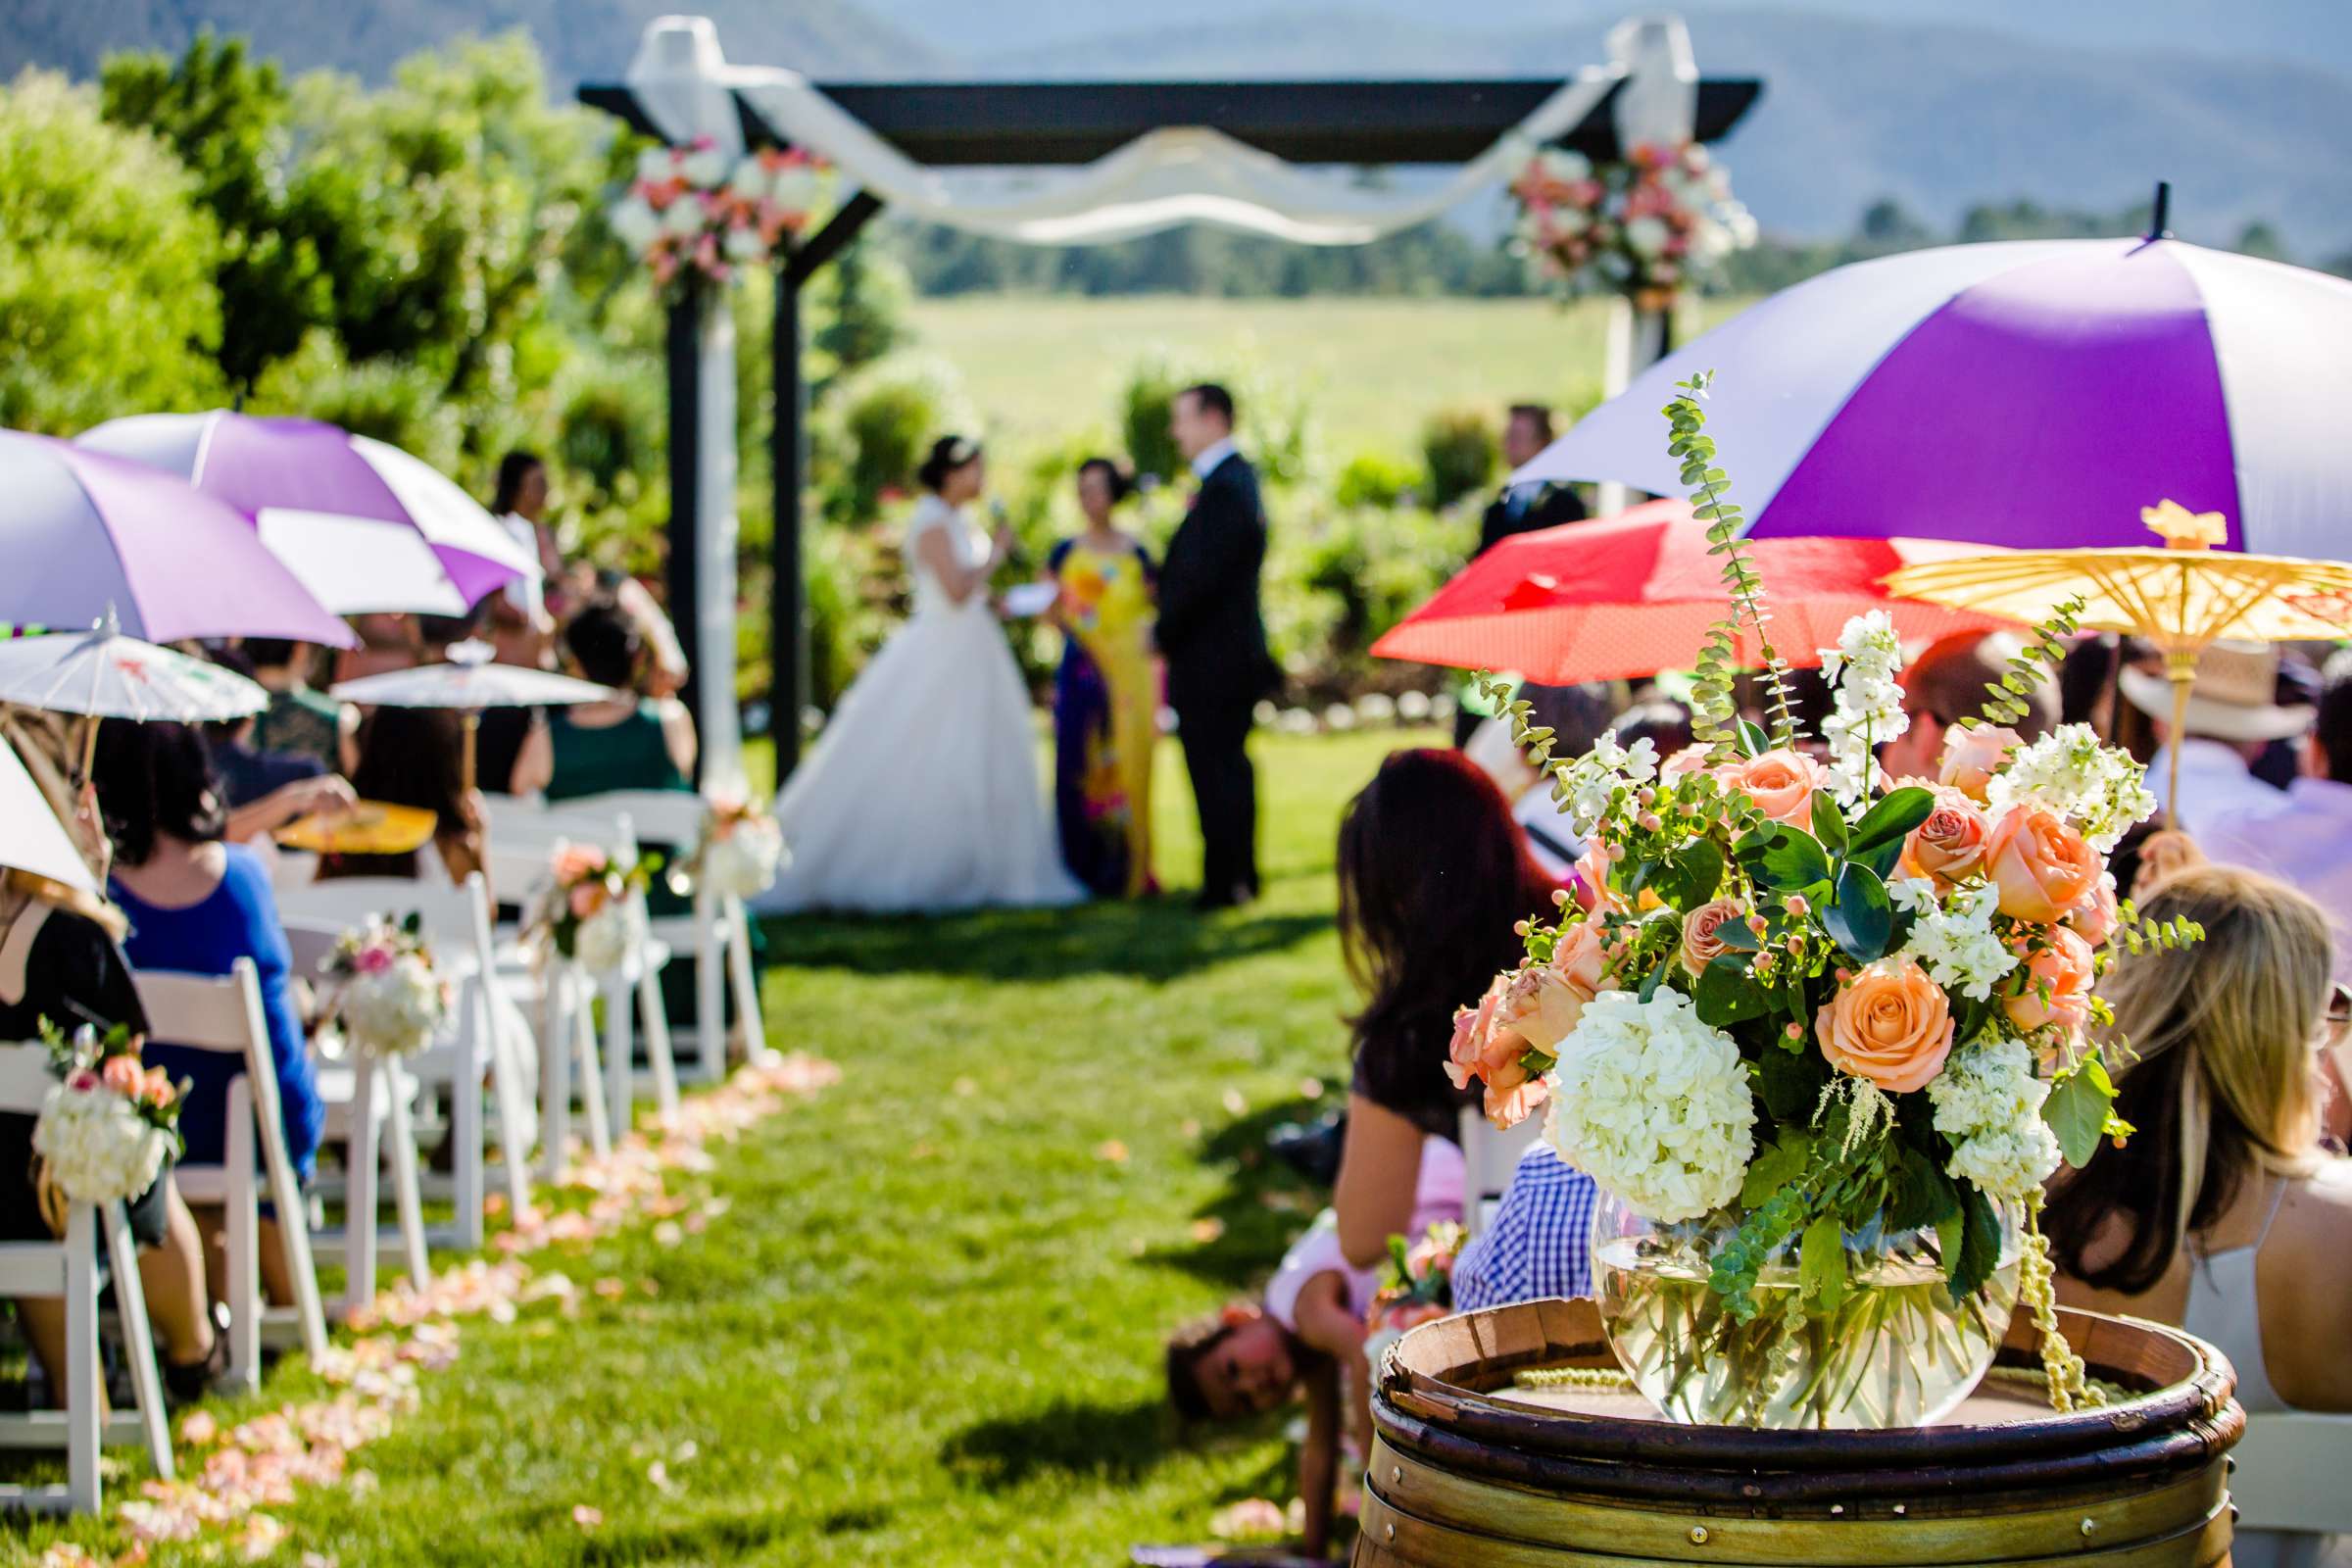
[
  {"left": 33, "top": 1024, "right": 186, "bottom": 1207},
  {"left": 318, "top": 915, "right": 452, "bottom": 1059},
  {"left": 607, "top": 137, "right": 824, "bottom": 289},
  {"left": 681, "top": 797, "right": 788, "bottom": 901},
  {"left": 1446, "top": 372, "right": 2200, "bottom": 1428},
  {"left": 534, "top": 842, "right": 657, "bottom": 976},
  {"left": 1362, "top": 1221, "right": 1466, "bottom": 1372},
  {"left": 1508, "top": 141, "right": 1756, "bottom": 309}
]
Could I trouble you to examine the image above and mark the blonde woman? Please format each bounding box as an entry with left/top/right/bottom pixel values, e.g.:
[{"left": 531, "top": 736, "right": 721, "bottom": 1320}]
[{"left": 2045, "top": 866, "right": 2352, "bottom": 1568}]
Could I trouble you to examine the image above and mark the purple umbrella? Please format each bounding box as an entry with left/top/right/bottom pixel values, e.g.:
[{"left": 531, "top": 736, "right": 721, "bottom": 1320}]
[
  {"left": 76, "top": 412, "right": 535, "bottom": 615},
  {"left": 1515, "top": 226, "right": 2352, "bottom": 560},
  {"left": 0, "top": 430, "right": 353, "bottom": 647}
]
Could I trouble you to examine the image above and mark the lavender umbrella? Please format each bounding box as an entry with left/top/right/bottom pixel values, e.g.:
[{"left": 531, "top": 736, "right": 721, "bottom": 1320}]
[
  {"left": 76, "top": 412, "right": 535, "bottom": 615},
  {"left": 0, "top": 430, "right": 353, "bottom": 647},
  {"left": 1514, "top": 219, "right": 2352, "bottom": 561}
]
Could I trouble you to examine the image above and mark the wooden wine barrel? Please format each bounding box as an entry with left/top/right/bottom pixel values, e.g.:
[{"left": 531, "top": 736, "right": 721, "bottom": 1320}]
[{"left": 1356, "top": 1298, "right": 2243, "bottom": 1568}]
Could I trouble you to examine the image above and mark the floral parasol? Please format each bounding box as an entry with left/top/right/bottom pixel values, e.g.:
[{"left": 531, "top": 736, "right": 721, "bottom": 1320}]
[{"left": 1883, "top": 500, "right": 2352, "bottom": 824}]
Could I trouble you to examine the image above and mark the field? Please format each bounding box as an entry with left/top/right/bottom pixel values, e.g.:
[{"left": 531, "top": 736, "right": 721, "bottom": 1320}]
[{"left": 9, "top": 727, "right": 1431, "bottom": 1566}]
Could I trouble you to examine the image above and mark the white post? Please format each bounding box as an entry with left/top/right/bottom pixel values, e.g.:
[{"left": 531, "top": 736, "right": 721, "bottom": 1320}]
[{"left": 694, "top": 294, "right": 745, "bottom": 793}]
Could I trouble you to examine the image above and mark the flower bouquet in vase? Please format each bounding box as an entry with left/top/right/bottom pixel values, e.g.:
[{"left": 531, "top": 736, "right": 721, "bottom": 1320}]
[
  {"left": 33, "top": 1024, "right": 187, "bottom": 1212},
  {"left": 533, "top": 842, "right": 656, "bottom": 977},
  {"left": 319, "top": 914, "right": 451, "bottom": 1059},
  {"left": 1446, "top": 373, "right": 2201, "bottom": 1430}
]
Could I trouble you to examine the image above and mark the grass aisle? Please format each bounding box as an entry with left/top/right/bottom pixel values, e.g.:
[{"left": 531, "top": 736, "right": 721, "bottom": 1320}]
[{"left": 166, "top": 727, "right": 1420, "bottom": 1566}]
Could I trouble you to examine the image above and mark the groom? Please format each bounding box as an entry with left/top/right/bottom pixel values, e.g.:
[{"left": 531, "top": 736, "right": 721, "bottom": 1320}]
[{"left": 1161, "top": 382, "right": 1277, "bottom": 910}]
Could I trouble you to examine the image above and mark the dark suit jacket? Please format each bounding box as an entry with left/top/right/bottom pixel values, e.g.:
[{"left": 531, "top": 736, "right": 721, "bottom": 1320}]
[
  {"left": 1157, "top": 451, "right": 1277, "bottom": 717},
  {"left": 1477, "top": 480, "right": 1589, "bottom": 558}
]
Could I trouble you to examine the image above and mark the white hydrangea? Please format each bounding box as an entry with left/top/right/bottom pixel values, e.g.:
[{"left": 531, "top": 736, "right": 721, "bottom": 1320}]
[
  {"left": 1817, "top": 612, "right": 1907, "bottom": 806},
  {"left": 1552, "top": 728, "right": 1660, "bottom": 836},
  {"left": 1986, "top": 723, "right": 2157, "bottom": 853},
  {"left": 1544, "top": 989, "right": 1755, "bottom": 1223},
  {"left": 574, "top": 906, "right": 632, "bottom": 977},
  {"left": 33, "top": 1085, "right": 170, "bottom": 1205},
  {"left": 1896, "top": 880, "right": 2019, "bottom": 1001},
  {"left": 339, "top": 956, "right": 447, "bottom": 1058},
  {"left": 1929, "top": 1037, "right": 2061, "bottom": 1200},
  {"left": 703, "top": 815, "right": 788, "bottom": 899}
]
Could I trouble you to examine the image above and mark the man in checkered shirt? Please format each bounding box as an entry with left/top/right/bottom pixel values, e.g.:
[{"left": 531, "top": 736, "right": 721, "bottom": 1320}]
[{"left": 1453, "top": 1139, "right": 1601, "bottom": 1311}]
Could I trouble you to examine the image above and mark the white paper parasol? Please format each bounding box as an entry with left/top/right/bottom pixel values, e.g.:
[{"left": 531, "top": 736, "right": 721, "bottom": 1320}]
[
  {"left": 0, "top": 615, "right": 269, "bottom": 724},
  {"left": 330, "top": 640, "right": 612, "bottom": 788}
]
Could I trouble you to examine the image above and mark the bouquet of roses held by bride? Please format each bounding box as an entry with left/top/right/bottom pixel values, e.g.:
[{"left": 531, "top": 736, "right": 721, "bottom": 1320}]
[
  {"left": 33, "top": 1022, "right": 186, "bottom": 1209},
  {"left": 1444, "top": 373, "right": 2202, "bottom": 1426},
  {"left": 532, "top": 842, "right": 658, "bottom": 977}
]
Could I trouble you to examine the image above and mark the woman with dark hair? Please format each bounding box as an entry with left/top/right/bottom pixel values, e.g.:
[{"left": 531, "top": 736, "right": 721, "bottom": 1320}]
[
  {"left": 485, "top": 450, "right": 563, "bottom": 669},
  {"left": 546, "top": 598, "right": 696, "bottom": 800},
  {"left": 93, "top": 720, "right": 321, "bottom": 1308},
  {"left": 2048, "top": 866, "right": 2351, "bottom": 1568},
  {"left": 318, "top": 705, "right": 487, "bottom": 888},
  {"left": 763, "top": 437, "right": 1083, "bottom": 912},
  {"left": 1332, "top": 749, "right": 1559, "bottom": 1268},
  {"left": 1046, "top": 457, "right": 1158, "bottom": 897}
]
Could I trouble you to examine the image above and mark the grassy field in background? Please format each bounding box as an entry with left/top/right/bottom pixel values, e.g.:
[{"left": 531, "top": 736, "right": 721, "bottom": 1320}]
[{"left": 9, "top": 727, "right": 1430, "bottom": 1566}]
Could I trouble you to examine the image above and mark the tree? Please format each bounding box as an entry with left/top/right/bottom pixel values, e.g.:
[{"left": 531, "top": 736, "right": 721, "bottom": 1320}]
[
  {"left": 2233, "top": 220, "right": 2290, "bottom": 264},
  {"left": 0, "top": 70, "right": 224, "bottom": 433}
]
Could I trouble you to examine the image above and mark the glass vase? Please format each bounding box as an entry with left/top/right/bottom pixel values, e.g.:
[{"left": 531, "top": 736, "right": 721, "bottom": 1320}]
[{"left": 1591, "top": 1189, "right": 2022, "bottom": 1429}]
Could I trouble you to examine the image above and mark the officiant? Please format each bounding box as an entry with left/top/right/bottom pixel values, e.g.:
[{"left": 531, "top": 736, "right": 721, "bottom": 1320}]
[{"left": 1455, "top": 404, "right": 1589, "bottom": 746}]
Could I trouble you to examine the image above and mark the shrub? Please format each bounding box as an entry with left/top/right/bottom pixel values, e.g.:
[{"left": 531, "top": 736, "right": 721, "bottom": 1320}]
[
  {"left": 1421, "top": 406, "right": 1498, "bottom": 509},
  {"left": 1334, "top": 449, "right": 1421, "bottom": 510},
  {"left": 1117, "top": 347, "right": 1317, "bottom": 490},
  {"left": 820, "top": 357, "right": 970, "bottom": 524}
]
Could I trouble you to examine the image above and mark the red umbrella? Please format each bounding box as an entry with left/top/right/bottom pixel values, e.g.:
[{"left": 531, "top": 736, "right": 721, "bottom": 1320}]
[{"left": 1371, "top": 500, "right": 2018, "bottom": 683}]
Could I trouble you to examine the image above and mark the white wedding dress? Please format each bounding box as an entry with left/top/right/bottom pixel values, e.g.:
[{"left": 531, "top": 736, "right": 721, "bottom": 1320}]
[{"left": 759, "top": 496, "right": 1086, "bottom": 914}]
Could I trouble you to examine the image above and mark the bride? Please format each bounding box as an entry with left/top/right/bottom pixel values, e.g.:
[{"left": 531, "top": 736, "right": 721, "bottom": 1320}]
[{"left": 760, "top": 436, "right": 1086, "bottom": 913}]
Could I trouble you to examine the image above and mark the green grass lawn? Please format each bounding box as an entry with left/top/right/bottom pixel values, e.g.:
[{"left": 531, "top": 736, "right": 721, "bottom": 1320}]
[{"left": 7, "top": 726, "right": 1431, "bottom": 1566}]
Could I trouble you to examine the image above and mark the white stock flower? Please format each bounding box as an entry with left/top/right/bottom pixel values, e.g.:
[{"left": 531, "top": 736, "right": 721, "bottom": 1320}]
[
  {"left": 1544, "top": 989, "right": 1755, "bottom": 1223},
  {"left": 725, "top": 158, "right": 770, "bottom": 202},
  {"left": 608, "top": 196, "right": 662, "bottom": 253},
  {"left": 1542, "top": 148, "right": 1593, "bottom": 183},
  {"left": 1930, "top": 1037, "right": 2059, "bottom": 1200},
  {"left": 1623, "top": 216, "right": 1672, "bottom": 259},
  {"left": 1897, "top": 881, "right": 2018, "bottom": 1001},
  {"left": 1819, "top": 612, "right": 1907, "bottom": 805},
  {"left": 1553, "top": 729, "right": 1660, "bottom": 836},
  {"left": 1986, "top": 723, "right": 2157, "bottom": 853}
]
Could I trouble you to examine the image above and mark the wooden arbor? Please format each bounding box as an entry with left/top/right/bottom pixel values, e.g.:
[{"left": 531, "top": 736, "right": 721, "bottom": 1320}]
[{"left": 579, "top": 72, "right": 1762, "bottom": 780}]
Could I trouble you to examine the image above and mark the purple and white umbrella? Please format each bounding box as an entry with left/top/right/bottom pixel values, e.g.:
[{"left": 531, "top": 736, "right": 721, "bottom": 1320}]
[
  {"left": 0, "top": 430, "right": 352, "bottom": 647},
  {"left": 77, "top": 412, "right": 535, "bottom": 616},
  {"left": 1516, "top": 233, "right": 2352, "bottom": 560}
]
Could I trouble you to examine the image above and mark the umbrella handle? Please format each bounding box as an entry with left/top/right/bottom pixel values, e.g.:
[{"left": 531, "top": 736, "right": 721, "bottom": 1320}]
[
  {"left": 76, "top": 713, "right": 97, "bottom": 788},
  {"left": 2165, "top": 653, "right": 2196, "bottom": 833},
  {"left": 462, "top": 711, "right": 480, "bottom": 795}
]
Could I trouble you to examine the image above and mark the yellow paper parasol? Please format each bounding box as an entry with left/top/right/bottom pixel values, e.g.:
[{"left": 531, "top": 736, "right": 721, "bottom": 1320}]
[{"left": 1883, "top": 500, "right": 2352, "bottom": 825}]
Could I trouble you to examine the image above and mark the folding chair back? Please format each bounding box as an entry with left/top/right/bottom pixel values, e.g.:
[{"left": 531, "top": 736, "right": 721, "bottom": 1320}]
[{"left": 1457, "top": 1103, "right": 1544, "bottom": 1242}]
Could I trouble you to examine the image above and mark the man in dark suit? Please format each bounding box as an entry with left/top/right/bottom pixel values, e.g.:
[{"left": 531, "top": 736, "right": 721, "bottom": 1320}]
[
  {"left": 1159, "top": 383, "right": 1277, "bottom": 910},
  {"left": 1456, "top": 403, "right": 1590, "bottom": 746}
]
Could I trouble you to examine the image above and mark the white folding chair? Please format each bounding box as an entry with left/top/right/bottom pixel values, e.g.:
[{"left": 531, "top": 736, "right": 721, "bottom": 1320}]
[
  {"left": 131, "top": 960, "right": 328, "bottom": 1393},
  {"left": 275, "top": 874, "right": 531, "bottom": 1250},
  {"left": 481, "top": 797, "right": 678, "bottom": 1143},
  {"left": 1457, "top": 1103, "right": 1544, "bottom": 1243},
  {"left": 2229, "top": 1410, "right": 2352, "bottom": 1536},
  {"left": 0, "top": 1042, "right": 174, "bottom": 1513},
  {"left": 280, "top": 920, "right": 429, "bottom": 1317},
  {"left": 555, "top": 788, "right": 763, "bottom": 1087}
]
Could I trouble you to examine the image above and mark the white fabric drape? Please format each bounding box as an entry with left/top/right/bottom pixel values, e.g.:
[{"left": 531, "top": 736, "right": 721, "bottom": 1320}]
[{"left": 620, "top": 14, "right": 1664, "bottom": 247}]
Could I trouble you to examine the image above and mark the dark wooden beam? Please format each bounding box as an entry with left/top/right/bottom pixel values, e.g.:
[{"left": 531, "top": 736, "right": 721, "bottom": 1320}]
[
  {"left": 580, "top": 77, "right": 1761, "bottom": 166},
  {"left": 787, "top": 191, "right": 887, "bottom": 288}
]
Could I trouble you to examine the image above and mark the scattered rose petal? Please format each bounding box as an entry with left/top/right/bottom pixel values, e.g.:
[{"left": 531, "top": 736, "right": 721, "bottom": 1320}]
[
  {"left": 1189, "top": 1218, "right": 1226, "bottom": 1244},
  {"left": 653, "top": 1220, "right": 684, "bottom": 1248},
  {"left": 572, "top": 1504, "right": 603, "bottom": 1530},
  {"left": 952, "top": 1075, "right": 977, "bottom": 1096},
  {"left": 594, "top": 1277, "right": 627, "bottom": 1299},
  {"left": 1221, "top": 1088, "right": 1248, "bottom": 1115},
  {"left": 1179, "top": 1118, "right": 1201, "bottom": 1139},
  {"left": 1210, "top": 1497, "right": 1287, "bottom": 1542},
  {"left": 1094, "top": 1140, "right": 1129, "bottom": 1163},
  {"left": 1298, "top": 1077, "right": 1324, "bottom": 1100}
]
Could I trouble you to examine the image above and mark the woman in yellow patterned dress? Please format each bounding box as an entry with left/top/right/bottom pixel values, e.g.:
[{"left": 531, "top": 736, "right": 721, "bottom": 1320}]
[{"left": 1048, "top": 459, "right": 1158, "bottom": 897}]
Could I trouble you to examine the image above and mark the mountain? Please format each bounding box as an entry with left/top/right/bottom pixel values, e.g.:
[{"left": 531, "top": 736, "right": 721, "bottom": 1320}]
[
  {"left": 956, "top": 6, "right": 2352, "bottom": 255},
  {"left": 0, "top": 0, "right": 948, "bottom": 90}
]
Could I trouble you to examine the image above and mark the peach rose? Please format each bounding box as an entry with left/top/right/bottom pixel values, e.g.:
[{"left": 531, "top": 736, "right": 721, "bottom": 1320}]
[
  {"left": 1897, "top": 785, "right": 1992, "bottom": 888},
  {"left": 1718, "top": 748, "right": 1830, "bottom": 827},
  {"left": 1814, "top": 957, "right": 1955, "bottom": 1094},
  {"left": 2063, "top": 874, "right": 2119, "bottom": 949},
  {"left": 2004, "top": 925, "right": 2096, "bottom": 1038},
  {"left": 100, "top": 1054, "right": 143, "bottom": 1097},
  {"left": 1936, "top": 725, "right": 2024, "bottom": 802},
  {"left": 1983, "top": 806, "right": 2100, "bottom": 923},
  {"left": 1446, "top": 926, "right": 1606, "bottom": 1128},
  {"left": 1680, "top": 897, "right": 1746, "bottom": 975},
  {"left": 140, "top": 1066, "right": 177, "bottom": 1107},
  {"left": 567, "top": 882, "right": 609, "bottom": 919},
  {"left": 552, "top": 843, "right": 610, "bottom": 884},
  {"left": 1445, "top": 976, "right": 1550, "bottom": 1129}
]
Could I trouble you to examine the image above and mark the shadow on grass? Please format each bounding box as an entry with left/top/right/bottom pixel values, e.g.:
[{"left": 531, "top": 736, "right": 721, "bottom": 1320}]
[
  {"left": 941, "top": 1396, "right": 1172, "bottom": 1491},
  {"left": 1141, "top": 1095, "right": 1335, "bottom": 1291},
  {"left": 763, "top": 894, "right": 1331, "bottom": 986}
]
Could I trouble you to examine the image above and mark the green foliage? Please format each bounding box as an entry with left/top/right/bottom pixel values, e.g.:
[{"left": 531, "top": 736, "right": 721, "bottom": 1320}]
[
  {"left": 2114, "top": 903, "right": 2205, "bottom": 956},
  {"left": 827, "top": 360, "right": 959, "bottom": 524},
  {"left": 1823, "top": 860, "right": 1893, "bottom": 962},
  {"left": 1976, "top": 598, "right": 2083, "bottom": 729},
  {"left": 1334, "top": 448, "right": 1422, "bottom": 510},
  {"left": 0, "top": 69, "right": 226, "bottom": 433},
  {"left": 1117, "top": 348, "right": 1317, "bottom": 489},
  {"left": 2043, "top": 1050, "right": 2129, "bottom": 1167},
  {"left": 1663, "top": 370, "right": 1794, "bottom": 748},
  {"left": 1419, "top": 406, "right": 1498, "bottom": 509}
]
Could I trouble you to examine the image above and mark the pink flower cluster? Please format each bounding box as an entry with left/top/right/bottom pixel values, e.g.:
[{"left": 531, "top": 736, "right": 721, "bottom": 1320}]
[
  {"left": 1510, "top": 140, "right": 1753, "bottom": 305},
  {"left": 611, "top": 138, "right": 823, "bottom": 288}
]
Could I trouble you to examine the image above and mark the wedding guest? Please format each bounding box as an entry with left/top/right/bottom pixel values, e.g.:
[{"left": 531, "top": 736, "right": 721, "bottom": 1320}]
[
  {"left": 1463, "top": 682, "right": 1619, "bottom": 881},
  {"left": 2205, "top": 653, "right": 2352, "bottom": 985},
  {"left": 244, "top": 639, "right": 358, "bottom": 774},
  {"left": 2058, "top": 634, "right": 2160, "bottom": 764},
  {"left": 485, "top": 451, "right": 562, "bottom": 669},
  {"left": 0, "top": 882, "right": 222, "bottom": 1402},
  {"left": 2122, "top": 640, "right": 2307, "bottom": 836},
  {"left": 1455, "top": 405, "right": 1586, "bottom": 746},
  {"left": 1160, "top": 384, "right": 1278, "bottom": 911},
  {"left": 318, "top": 706, "right": 486, "bottom": 890},
  {"left": 93, "top": 720, "right": 321, "bottom": 1310},
  {"left": 1614, "top": 693, "right": 1694, "bottom": 760},
  {"left": 547, "top": 599, "right": 695, "bottom": 800},
  {"left": 1333, "top": 750, "right": 1557, "bottom": 1272},
  {"left": 1878, "top": 632, "right": 2056, "bottom": 781},
  {"left": 1048, "top": 458, "right": 1158, "bottom": 898},
  {"left": 333, "top": 612, "right": 421, "bottom": 686},
  {"left": 199, "top": 649, "right": 359, "bottom": 841},
  {"left": 2047, "top": 866, "right": 2352, "bottom": 1568},
  {"left": 416, "top": 605, "right": 549, "bottom": 799}
]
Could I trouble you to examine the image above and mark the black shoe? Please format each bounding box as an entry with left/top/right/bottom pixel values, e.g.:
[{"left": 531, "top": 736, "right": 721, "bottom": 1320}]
[{"left": 164, "top": 1303, "right": 231, "bottom": 1405}]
